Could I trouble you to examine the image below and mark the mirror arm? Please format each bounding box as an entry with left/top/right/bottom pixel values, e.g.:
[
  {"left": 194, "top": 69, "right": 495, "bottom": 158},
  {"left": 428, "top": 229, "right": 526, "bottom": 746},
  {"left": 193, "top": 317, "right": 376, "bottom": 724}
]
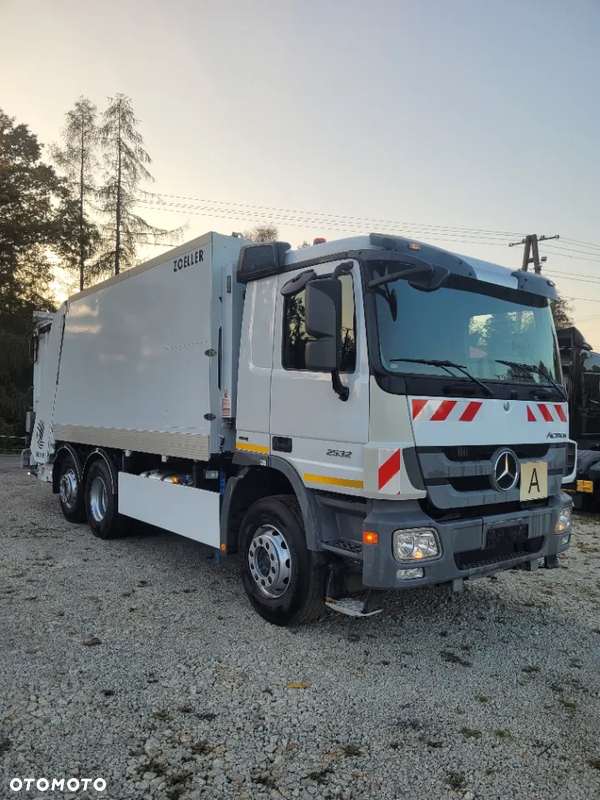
[
  {"left": 331, "top": 370, "right": 349, "bottom": 402},
  {"left": 332, "top": 260, "right": 354, "bottom": 279}
]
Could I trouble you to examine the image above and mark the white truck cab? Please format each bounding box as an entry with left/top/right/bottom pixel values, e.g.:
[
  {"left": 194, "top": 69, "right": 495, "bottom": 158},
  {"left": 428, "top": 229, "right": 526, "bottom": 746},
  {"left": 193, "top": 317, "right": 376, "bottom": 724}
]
[{"left": 29, "top": 231, "right": 575, "bottom": 624}]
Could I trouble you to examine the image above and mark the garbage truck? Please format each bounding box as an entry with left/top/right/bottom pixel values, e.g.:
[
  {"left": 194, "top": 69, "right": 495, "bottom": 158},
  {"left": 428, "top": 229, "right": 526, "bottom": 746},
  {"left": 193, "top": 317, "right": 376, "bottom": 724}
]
[
  {"left": 27, "top": 231, "right": 576, "bottom": 624},
  {"left": 558, "top": 326, "right": 600, "bottom": 508}
]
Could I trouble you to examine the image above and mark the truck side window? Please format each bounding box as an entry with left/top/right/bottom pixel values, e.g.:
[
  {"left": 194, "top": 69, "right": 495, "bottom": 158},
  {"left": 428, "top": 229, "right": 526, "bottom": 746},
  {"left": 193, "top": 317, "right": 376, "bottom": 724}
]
[{"left": 283, "top": 274, "right": 356, "bottom": 372}]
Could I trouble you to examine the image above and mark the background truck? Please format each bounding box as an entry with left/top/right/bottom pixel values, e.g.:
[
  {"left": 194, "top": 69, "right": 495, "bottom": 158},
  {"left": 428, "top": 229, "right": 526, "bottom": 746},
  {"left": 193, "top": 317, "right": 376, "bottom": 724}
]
[
  {"left": 558, "top": 326, "right": 600, "bottom": 508},
  {"left": 28, "top": 231, "right": 575, "bottom": 625}
]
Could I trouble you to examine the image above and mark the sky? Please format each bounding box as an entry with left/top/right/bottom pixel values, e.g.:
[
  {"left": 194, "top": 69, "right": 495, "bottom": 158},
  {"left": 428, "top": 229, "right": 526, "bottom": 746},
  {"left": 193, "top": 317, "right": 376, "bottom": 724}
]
[{"left": 3, "top": 0, "right": 600, "bottom": 345}]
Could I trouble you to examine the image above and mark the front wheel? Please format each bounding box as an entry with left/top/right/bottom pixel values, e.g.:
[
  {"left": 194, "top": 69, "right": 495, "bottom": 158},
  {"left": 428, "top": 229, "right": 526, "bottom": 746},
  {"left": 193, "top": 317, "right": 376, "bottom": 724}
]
[{"left": 239, "top": 495, "right": 325, "bottom": 626}]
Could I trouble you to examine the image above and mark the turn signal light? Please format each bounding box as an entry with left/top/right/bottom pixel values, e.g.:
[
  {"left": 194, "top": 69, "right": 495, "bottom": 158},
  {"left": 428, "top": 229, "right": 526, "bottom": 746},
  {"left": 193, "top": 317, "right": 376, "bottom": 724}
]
[{"left": 363, "top": 531, "right": 379, "bottom": 545}]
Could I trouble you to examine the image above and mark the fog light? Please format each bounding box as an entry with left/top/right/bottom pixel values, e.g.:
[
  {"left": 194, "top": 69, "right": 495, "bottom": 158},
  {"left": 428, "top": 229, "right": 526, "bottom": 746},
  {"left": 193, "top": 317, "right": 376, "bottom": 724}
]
[
  {"left": 560, "top": 533, "right": 570, "bottom": 547},
  {"left": 397, "top": 567, "right": 424, "bottom": 580},
  {"left": 393, "top": 528, "right": 440, "bottom": 562},
  {"left": 556, "top": 506, "right": 572, "bottom": 534}
]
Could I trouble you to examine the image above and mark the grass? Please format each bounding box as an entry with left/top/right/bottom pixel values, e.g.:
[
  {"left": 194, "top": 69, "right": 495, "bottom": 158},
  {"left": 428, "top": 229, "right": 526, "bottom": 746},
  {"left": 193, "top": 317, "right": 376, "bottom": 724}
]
[
  {"left": 447, "top": 771, "right": 466, "bottom": 790},
  {"left": 307, "top": 766, "right": 333, "bottom": 785},
  {"left": 255, "top": 774, "right": 277, "bottom": 789},
  {"left": 197, "top": 711, "right": 217, "bottom": 721},
  {"left": 577, "top": 542, "right": 600, "bottom": 554},
  {"left": 494, "top": 729, "right": 511, "bottom": 739},
  {"left": 560, "top": 699, "right": 579, "bottom": 710},
  {"left": 476, "top": 695, "right": 489, "bottom": 703},
  {"left": 147, "top": 757, "right": 167, "bottom": 776},
  {"left": 165, "top": 770, "right": 193, "bottom": 800},
  {"left": 460, "top": 726, "right": 482, "bottom": 739},
  {"left": 190, "top": 740, "right": 212, "bottom": 755},
  {"left": 522, "top": 665, "right": 541, "bottom": 674},
  {"left": 441, "top": 650, "right": 472, "bottom": 667},
  {"left": 341, "top": 744, "right": 363, "bottom": 757}
]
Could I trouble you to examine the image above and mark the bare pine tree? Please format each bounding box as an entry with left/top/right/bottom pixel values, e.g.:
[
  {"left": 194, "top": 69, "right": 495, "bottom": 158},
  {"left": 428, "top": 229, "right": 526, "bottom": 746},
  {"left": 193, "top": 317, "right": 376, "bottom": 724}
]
[
  {"left": 52, "top": 96, "right": 101, "bottom": 290},
  {"left": 97, "top": 94, "right": 180, "bottom": 275}
]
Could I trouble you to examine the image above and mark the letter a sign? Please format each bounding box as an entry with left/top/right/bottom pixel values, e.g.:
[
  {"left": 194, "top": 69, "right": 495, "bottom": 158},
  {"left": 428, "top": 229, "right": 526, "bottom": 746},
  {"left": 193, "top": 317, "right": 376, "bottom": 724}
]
[{"left": 520, "top": 462, "right": 548, "bottom": 501}]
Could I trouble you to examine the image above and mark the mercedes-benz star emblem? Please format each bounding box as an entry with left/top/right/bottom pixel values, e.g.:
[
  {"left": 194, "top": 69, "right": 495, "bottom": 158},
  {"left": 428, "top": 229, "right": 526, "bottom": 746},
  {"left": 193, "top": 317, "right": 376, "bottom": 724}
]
[{"left": 491, "top": 449, "right": 519, "bottom": 492}]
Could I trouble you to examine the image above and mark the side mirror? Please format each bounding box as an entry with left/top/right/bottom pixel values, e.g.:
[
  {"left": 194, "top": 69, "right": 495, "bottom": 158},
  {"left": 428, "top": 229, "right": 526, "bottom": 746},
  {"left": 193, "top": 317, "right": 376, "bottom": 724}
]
[{"left": 304, "top": 278, "right": 342, "bottom": 372}]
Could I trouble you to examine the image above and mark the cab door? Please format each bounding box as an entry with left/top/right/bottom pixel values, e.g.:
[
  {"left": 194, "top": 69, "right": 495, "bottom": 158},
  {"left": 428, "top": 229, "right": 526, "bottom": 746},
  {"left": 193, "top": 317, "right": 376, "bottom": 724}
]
[{"left": 269, "top": 259, "right": 369, "bottom": 494}]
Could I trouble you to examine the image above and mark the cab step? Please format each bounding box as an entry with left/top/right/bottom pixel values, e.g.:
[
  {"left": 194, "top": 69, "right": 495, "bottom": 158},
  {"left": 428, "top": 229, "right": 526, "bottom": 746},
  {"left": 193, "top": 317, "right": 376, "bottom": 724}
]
[{"left": 322, "top": 539, "right": 363, "bottom": 559}]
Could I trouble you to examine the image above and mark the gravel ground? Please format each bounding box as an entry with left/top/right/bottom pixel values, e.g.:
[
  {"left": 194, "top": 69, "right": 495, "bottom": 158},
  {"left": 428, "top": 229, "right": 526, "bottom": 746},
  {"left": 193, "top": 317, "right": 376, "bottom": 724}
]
[{"left": 1, "top": 462, "right": 600, "bottom": 800}]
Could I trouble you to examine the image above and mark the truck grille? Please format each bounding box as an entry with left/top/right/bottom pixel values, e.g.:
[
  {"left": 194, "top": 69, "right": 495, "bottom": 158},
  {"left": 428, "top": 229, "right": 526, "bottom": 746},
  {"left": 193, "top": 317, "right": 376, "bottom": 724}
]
[
  {"left": 417, "top": 444, "right": 566, "bottom": 510},
  {"left": 443, "top": 444, "right": 549, "bottom": 462}
]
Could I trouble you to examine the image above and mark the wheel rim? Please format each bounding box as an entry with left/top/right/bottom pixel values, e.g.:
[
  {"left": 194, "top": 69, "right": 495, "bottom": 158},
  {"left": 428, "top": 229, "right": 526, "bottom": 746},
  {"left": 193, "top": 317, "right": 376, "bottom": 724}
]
[
  {"left": 247, "top": 524, "right": 292, "bottom": 599},
  {"left": 59, "top": 469, "right": 78, "bottom": 509},
  {"left": 89, "top": 476, "right": 108, "bottom": 523}
]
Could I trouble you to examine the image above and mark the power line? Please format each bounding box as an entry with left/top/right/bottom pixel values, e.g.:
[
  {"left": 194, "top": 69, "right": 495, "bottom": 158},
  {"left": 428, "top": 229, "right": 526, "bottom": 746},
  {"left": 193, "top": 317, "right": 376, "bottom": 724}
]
[
  {"left": 545, "top": 270, "right": 600, "bottom": 285},
  {"left": 147, "top": 191, "right": 525, "bottom": 238},
  {"left": 563, "top": 296, "right": 600, "bottom": 304},
  {"left": 546, "top": 268, "right": 600, "bottom": 281},
  {"left": 573, "top": 313, "right": 600, "bottom": 323},
  {"left": 539, "top": 249, "right": 600, "bottom": 265},
  {"left": 137, "top": 199, "right": 516, "bottom": 246},
  {"left": 139, "top": 190, "right": 600, "bottom": 257},
  {"left": 135, "top": 193, "right": 600, "bottom": 297},
  {"left": 136, "top": 201, "right": 600, "bottom": 288},
  {"left": 543, "top": 243, "right": 600, "bottom": 258},
  {"left": 562, "top": 237, "right": 600, "bottom": 252}
]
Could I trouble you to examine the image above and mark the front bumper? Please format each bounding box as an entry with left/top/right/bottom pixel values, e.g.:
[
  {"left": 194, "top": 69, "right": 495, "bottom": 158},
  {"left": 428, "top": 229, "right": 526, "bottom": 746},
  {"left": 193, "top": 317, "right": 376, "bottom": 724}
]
[{"left": 361, "top": 493, "right": 572, "bottom": 589}]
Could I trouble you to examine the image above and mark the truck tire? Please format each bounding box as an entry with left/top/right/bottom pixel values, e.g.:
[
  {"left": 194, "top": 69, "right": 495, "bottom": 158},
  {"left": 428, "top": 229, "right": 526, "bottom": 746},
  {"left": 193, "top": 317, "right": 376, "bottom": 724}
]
[
  {"left": 57, "top": 453, "right": 86, "bottom": 523},
  {"left": 239, "top": 494, "right": 325, "bottom": 626},
  {"left": 84, "top": 458, "right": 124, "bottom": 539}
]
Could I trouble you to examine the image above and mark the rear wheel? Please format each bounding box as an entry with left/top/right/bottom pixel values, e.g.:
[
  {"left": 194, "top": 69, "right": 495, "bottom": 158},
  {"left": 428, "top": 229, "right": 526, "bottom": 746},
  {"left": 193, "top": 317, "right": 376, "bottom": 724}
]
[
  {"left": 239, "top": 495, "right": 325, "bottom": 626},
  {"left": 58, "top": 454, "right": 86, "bottom": 523},
  {"left": 84, "top": 458, "right": 124, "bottom": 539}
]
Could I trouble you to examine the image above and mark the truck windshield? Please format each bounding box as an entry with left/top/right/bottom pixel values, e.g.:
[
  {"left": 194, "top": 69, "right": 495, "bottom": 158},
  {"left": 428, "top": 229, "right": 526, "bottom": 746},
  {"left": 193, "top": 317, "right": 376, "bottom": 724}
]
[{"left": 373, "top": 274, "right": 561, "bottom": 386}]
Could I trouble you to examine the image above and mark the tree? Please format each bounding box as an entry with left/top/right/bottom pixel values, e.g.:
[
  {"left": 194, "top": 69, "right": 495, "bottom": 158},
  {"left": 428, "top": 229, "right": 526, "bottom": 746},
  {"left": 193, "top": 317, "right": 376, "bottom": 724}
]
[
  {"left": 96, "top": 94, "right": 179, "bottom": 275},
  {"left": 243, "top": 224, "right": 279, "bottom": 242},
  {"left": 297, "top": 240, "right": 311, "bottom": 249},
  {"left": 551, "top": 292, "right": 574, "bottom": 330},
  {"left": 52, "top": 96, "right": 101, "bottom": 290},
  {"left": 0, "top": 109, "right": 77, "bottom": 436}
]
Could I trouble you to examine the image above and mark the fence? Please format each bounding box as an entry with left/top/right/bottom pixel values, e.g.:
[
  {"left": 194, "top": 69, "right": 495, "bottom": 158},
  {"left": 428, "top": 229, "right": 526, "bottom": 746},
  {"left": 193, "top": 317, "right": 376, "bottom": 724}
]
[{"left": 0, "top": 435, "right": 28, "bottom": 454}]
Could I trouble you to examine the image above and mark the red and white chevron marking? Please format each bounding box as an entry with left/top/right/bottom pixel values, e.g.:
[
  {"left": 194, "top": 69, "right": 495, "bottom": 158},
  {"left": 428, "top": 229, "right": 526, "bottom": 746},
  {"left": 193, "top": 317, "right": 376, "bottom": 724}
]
[
  {"left": 378, "top": 447, "right": 401, "bottom": 494},
  {"left": 411, "top": 398, "right": 483, "bottom": 422},
  {"left": 527, "top": 403, "right": 568, "bottom": 423}
]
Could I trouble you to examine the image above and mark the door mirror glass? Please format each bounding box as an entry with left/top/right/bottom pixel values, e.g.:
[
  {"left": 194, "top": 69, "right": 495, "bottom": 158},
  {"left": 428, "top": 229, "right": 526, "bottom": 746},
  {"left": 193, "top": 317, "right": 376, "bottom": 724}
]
[{"left": 304, "top": 278, "right": 342, "bottom": 372}]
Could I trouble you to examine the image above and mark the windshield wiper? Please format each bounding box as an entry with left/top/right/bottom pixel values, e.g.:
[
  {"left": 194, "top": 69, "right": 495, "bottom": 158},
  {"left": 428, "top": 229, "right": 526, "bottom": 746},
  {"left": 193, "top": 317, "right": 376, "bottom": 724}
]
[
  {"left": 495, "top": 359, "right": 567, "bottom": 400},
  {"left": 389, "top": 358, "right": 495, "bottom": 397}
]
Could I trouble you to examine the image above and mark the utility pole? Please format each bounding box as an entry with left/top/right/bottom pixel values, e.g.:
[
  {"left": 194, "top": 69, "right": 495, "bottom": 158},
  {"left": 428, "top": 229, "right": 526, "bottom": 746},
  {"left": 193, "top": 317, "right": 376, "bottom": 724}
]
[{"left": 509, "top": 234, "right": 560, "bottom": 273}]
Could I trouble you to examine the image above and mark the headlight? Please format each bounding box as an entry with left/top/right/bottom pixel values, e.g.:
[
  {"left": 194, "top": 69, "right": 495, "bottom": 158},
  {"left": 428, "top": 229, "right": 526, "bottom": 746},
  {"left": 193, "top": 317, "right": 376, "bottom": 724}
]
[
  {"left": 556, "top": 505, "right": 572, "bottom": 534},
  {"left": 393, "top": 528, "right": 441, "bottom": 562}
]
